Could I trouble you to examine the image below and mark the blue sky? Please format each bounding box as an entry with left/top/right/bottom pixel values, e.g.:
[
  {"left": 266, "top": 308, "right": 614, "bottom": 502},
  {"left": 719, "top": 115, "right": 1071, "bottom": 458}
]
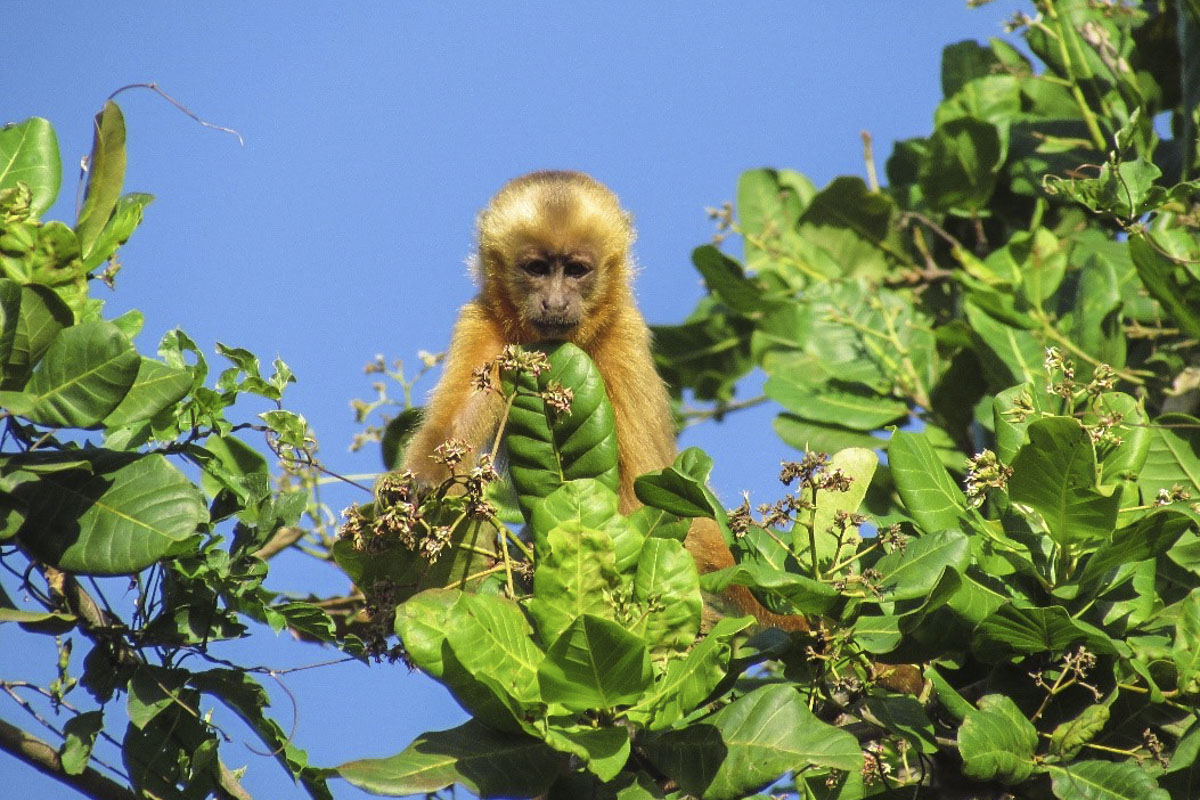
[{"left": 4, "top": 4, "right": 1026, "bottom": 798}]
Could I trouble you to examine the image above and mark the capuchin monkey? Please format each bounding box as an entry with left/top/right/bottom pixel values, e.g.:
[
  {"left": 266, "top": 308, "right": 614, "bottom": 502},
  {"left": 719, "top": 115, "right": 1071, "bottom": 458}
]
[{"left": 402, "top": 170, "right": 808, "bottom": 632}]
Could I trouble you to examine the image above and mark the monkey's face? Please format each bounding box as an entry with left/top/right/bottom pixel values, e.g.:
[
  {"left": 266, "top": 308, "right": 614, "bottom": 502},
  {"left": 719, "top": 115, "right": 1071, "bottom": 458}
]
[{"left": 511, "top": 247, "right": 598, "bottom": 339}]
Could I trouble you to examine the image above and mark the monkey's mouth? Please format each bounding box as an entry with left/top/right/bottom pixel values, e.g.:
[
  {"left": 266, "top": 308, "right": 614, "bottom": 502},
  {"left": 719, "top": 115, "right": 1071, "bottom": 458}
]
[{"left": 531, "top": 316, "right": 580, "bottom": 338}]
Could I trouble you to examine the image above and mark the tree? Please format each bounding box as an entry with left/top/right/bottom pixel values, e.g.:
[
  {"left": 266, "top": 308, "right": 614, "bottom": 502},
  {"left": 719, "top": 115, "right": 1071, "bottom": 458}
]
[{"left": 3, "top": 1, "right": 1200, "bottom": 798}]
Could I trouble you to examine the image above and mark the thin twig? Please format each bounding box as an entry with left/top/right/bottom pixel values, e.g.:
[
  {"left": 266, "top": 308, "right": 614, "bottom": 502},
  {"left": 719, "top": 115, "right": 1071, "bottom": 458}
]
[{"left": 107, "top": 82, "right": 244, "bottom": 146}]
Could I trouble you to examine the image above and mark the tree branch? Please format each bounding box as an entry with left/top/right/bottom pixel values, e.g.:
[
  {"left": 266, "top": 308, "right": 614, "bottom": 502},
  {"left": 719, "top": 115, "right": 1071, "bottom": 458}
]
[{"left": 0, "top": 716, "right": 137, "bottom": 800}]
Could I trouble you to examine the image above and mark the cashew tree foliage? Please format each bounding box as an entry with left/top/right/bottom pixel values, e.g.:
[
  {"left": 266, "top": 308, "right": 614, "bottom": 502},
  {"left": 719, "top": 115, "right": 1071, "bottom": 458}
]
[{"left": 5, "top": 2, "right": 1200, "bottom": 800}]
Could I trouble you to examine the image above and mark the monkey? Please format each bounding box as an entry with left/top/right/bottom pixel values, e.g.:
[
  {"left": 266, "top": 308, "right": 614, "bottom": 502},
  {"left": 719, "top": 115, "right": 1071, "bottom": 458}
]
[{"left": 401, "top": 170, "right": 808, "bottom": 633}]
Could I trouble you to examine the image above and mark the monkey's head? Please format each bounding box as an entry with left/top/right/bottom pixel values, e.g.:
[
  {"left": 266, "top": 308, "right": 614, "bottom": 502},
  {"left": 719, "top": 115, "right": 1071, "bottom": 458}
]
[{"left": 477, "top": 171, "right": 635, "bottom": 343}]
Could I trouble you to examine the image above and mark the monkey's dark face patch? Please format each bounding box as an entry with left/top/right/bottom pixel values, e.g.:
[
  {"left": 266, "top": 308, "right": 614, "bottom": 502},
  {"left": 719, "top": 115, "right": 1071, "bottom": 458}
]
[{"left": 514, "top": 247, "right": 596, "bottom": 339}]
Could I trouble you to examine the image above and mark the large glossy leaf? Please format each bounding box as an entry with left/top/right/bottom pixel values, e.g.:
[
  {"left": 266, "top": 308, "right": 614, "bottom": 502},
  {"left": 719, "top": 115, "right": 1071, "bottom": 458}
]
[
  {"left": 691, "top": 246, "right": 767, "bottom": 315},
  {"left": 1077, "top": 511, "right": 1191, "bottom": 598},
  {"left": 957, "top": 694, "right": 1037, "bottom": 785},
  {"left": 737, "top": 168, "right": 811, "bottom": 274},
  {"left": 627, "top": 616, "right": 751, "bottom": 731},
  {"left": 1138, "top": 413, "right": 1200, "bottom": 501},
  {"left": 632, "top": 537, "right": 702, "bottom": 653},
  {"left": 634, "top": 448, "right": 728, "bottom": 532},
  {"left": 796, "top": 176, "right": 896, "bottom": 280},
  {"left": 338, "top": 719, "right": 560, "bottom": 799},
  {"left": 1009, "top": 417, "right": 1119, "bottom": 546},
  {"left": 537, "top": 614, "right": 652, "bottom": 712},
  {"left": 544, "top": 725, "right": 630, "bottom": 783},
  {"left": 505, "top": 342, "right": 619, "bottom": 518},
  {"left": 965, "top": 300, "right": 1043, "bottom": 388},
  {"left": 75, "top": 101, "right": 127, "bottom": 259},
  {"left": 644, "top": 684, "right": 861, "bottom": 800},
  {"left": 919, "top": 117, "right": 1004, "bottom": 213},
  {"left": 972, "top": 604, "right": 1116, "bottom": 662},
  {"left": 765, "top": 375, "right": 908, "bottom": 430},
  {"left": 396, "top": 589, "right": 543, "bottom": 733},
  {"left": 0, "top": 117, "right": 60, "bottom": 217},
  {"left": 889, "top": 430, "right": 968, "bottom": 534},
  {"left": 0, "top": 284, "right": 72, "bottom": 388},
  {"left": 529, "top": 479, "right": 642, "bottom": 572},
  {"left": 14, "top": 452, "right": 206, "bottom": 574},
  {"left": 528, "top": 523, "right": 620, "bottom": 646},
  {"left": 102, "top": 357, "right": 192, "bottom": 429},
  {"left": 4, "top": 321, "right": 139, "bottom": 428},
  {"left": 1047, "top": 760, "right": 1170, "bottom": 800},
  {"left": 876, "top": 529, "right": 970, "bottom": 601},
  {"left": 807, "top": 447, "right": 878, "bottom": 558}
]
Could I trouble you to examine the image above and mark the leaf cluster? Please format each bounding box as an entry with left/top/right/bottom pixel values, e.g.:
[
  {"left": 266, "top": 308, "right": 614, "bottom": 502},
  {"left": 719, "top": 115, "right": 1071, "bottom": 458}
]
[{"left": 0, "top": 104, "right": 340, "bottom": 799}]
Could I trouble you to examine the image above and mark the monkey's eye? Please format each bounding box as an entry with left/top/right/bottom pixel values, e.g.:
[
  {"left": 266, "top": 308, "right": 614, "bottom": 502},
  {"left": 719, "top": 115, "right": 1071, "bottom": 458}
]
[
  {"left": 522, "top": 259, "right": 551, "bottom": 277},
  {"left": 563, "top": 260, "right": 591, "bottom": 278}
]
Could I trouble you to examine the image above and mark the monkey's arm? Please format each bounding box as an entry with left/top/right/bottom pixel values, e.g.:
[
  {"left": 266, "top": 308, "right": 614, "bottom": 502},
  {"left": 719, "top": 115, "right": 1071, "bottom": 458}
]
[{"left": 402, "top": 302, "right": 507, "bottom": 484}]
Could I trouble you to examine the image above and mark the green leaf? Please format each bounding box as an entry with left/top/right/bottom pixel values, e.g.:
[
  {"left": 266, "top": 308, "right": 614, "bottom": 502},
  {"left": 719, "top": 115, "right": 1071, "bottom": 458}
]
[
  {"left": 543, "top": 725, "right": 630, "bottom": 783},
  {"left": 919, "top": 117, "right": 1004, "bottom": 213},
  {"left": 1047, "top": 760, "right": 1170, "bottom": 800},
  {"left": 1, "top": 284, "right": 73, "bottom": 388},
  {"left": 876, "top": 529, "right": 970, "bottom": 601},
  {"left": 764, "top": 376, "right": 908, "bottom": 430},
  {"left": 889, "top": 430, "right": 968, "bottom": 534},
  {"left": 628, "top": 616, "right": 751, "bottom": 730},
  {"left": 1078, "top": 511, "right": 1191, "bottom": 599},
  {"left": 0, "top": 117, "right": 61, "bottom": 217},
  {"left": 337, "top": 719, "right": 560, "bottom": 799},
  {"left": 1009, "top": 417, "right": 1119, "bottom": 546},
  {"left": 189, "top": 668, "right": 330, "bottom": 797},
  {"left": 972, "top": 604, "right": 1116, "bottom": 661},
  {"left": 807, "top": 446, "right": 877, "bottom": 558},
  {"left": 1139, "top": 413, "right": 1200, "bottom": 502},
  {"left": 632, "top": 537, "right": 702, "bottom": 653},
  {"left": 15, "top": 452, "right": 207, "bottom": 574},
  {"left": 634, "top": 448, "right": 725, "bottom": 523},
  {"left": 965, "top": 300, "right": 1043, "bottom": 388},
  {"left": 737, "top": 168, "right": 811, "bottom": 274},
  {"left": 127, "top": 667, "right": 190, "bottom": 731},
  {"left": 957, "top": 694, "right": 1037, "bottom": 785},
  {"left": 774, "top": 413, "right": 886, "bottom": 454},
  {"left": 506, "top": 342, "right": 620, "bottom": 518},
  {"left": 102, "top": 357, "right": 192, "bottom": 429},
  {"left": 1174, "top": 589, "right": 1200, "bottom": 691},
  {"left": 81, "top": 192, "right": 153, "bottom": 271},
  {"left": 692, "top": 246, "right": 767, "bottom": 315},
  {"left": 537, "top": 614, "right": 652, "bottom": 712},
  {"left": 1130, "top": 233, "right": 1200, "bottom": 339},
  {"left": 75, "top": 101, "right": 127, "bottom": 259},
  {"left": 8, "top": 321, "right": 139, "bottom": 428},
  {"left": 701, "top": 561, "right": 839, "bottom": 616},
  {"left": 447, "top": 592, "right": 544, "bottom": 707},
  {"left": 644, "top": 684, "right": 861, "bottom": 800},
  {"left": 528, "top": 523, "right": 620, "bottom": 646},
  {"left": 59, "top": 710, "right": 103, "bottom": 775},
  {"left": 862, "top": 694, "right": 937, "bottom": 754},
  {"left": 993, "top": 382, "right": 1046, "bottom": 464},
  {"left": 529, "top": 479, "right": 642, "bottom": 572},
  {"left": 796, "top": 176, "right": 896, "bottom": 279},
  {"left": 942, "top": 40, "right": 1002, "bottom": 98},
  {"left": 1049, "top": 704, "right": 1110, "bottom": 760},
  {"left": 0, "top": 279, "right": 18, "bottom": 366}
]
